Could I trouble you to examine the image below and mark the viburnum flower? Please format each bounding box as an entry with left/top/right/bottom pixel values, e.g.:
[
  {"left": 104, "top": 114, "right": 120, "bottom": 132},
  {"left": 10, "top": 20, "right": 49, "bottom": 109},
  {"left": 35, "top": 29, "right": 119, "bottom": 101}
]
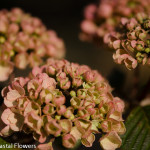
[
  {"left": 0, "top": 58, "right": 125, "bottom": 150},
  {"left": 80, "top": 0, "right": 150, "bottom": 42},
  {"left": 105, "top": 13, "right": 150, "bottom": 70},
  {"left": 0, "top": 8, "right": 65, "bottom": 81}
]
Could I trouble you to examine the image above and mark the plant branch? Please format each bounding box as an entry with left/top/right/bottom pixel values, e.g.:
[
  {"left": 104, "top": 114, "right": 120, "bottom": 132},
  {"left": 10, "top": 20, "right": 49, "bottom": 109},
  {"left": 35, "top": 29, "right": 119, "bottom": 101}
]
[
  {"left": 138, "top": 76, "right": 150, "bottom": 101},
  {"left": 130, "top": 66, "right": 140, "bottom": 101}
]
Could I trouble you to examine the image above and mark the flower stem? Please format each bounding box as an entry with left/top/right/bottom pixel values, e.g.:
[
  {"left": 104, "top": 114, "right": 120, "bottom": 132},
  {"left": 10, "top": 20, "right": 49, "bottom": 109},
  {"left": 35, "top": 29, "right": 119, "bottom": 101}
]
[
  {"left": 138, "top": 76, "right": 150, "bottom": 101},
  {"left": 130, "top": 66, "right": 139, "bottom": 101}
]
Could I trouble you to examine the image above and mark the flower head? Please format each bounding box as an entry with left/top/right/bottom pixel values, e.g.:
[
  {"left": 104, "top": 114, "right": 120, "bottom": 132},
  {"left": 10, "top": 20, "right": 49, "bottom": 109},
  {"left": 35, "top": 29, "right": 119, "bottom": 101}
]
[
  {"left": 0, "top": 8, "right": 65, "bottom": 81},
  {"left": 80, "top": 0, "right": 150, "bottom": 43},
  {"left": 106, "top": 13, "right": 150, "bottom": 69},
  {"left": 1, "top": 58, "right": 125, "bottom": 150}
]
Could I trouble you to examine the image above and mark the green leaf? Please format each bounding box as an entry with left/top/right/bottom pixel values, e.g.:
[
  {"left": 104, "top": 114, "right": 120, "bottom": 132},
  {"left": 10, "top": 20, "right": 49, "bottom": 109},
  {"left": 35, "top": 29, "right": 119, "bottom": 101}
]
[
  {"left": 0, "top": 137, "right": 21, "bottom": 150},
  {"left": 0, "top": 137, "right": 10, "bottom": 145},
  {"left": 121, "top": 106, "right": 150, "bottom": 150}
]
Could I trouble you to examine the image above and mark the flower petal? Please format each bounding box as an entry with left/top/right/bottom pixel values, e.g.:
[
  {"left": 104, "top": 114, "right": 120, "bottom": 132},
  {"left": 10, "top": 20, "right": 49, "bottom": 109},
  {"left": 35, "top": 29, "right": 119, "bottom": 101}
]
[
  {"left": 100, "top": 131, "right": 122, "bottom": 150},
  {"left": 45, "top": 120, "right": 62, "bottom": 137},
  {"left": 62, "top": 134, "right": 76, "bottom": 148},
  {"left": 0, "top": 63, "right": 14, "bottom": 82},
  {"left": 6, "top": 90, "right": 21, "bottom": 102},
  {"left": 81, "top": 133, "right": 95, "bottom": 147},
  {"left": 59, "top": 119, "right": 72, "bottom": 133}
]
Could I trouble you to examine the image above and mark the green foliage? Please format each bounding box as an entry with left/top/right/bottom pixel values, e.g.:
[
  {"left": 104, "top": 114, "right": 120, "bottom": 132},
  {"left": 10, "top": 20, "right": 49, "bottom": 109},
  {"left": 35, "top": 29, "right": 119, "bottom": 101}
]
[
  {"left": 0, "top": 137, "right": 10, "bottom": 145},
  {"left": 121, "top": 106, "right": 150, "bottom": 150},
  {"left": 0, "top": 137, "right": 21, "bottom": 150}
]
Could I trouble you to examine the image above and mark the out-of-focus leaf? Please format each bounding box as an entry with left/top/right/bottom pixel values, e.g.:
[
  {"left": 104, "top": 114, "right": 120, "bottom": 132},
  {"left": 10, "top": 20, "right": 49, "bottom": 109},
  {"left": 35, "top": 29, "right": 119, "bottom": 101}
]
[
  {"left": 121, "top": 106, "right": 150, "bottom": 150},
  {"left": 0, "top": 137, "right": 21, "bottom": 150}
]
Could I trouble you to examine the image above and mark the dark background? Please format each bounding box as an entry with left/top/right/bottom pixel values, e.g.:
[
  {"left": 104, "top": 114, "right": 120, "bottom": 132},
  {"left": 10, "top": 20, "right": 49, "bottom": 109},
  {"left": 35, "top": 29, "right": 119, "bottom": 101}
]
[{"left": 1, "top": 0, "right": 150, "bottom": 149}]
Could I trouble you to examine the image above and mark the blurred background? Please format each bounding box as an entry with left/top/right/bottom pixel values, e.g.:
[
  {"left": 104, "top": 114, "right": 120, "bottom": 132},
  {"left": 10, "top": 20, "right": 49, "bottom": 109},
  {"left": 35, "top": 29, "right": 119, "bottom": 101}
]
[{"left": 1, "top": 0, "right": 150, "bottom": 149}]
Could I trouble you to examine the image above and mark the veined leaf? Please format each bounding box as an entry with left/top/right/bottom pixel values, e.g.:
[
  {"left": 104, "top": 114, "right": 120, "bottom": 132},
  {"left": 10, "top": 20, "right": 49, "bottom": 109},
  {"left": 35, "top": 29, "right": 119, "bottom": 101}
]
[{"left": 121, "top": 106, "right": 150, "bottom": 150}]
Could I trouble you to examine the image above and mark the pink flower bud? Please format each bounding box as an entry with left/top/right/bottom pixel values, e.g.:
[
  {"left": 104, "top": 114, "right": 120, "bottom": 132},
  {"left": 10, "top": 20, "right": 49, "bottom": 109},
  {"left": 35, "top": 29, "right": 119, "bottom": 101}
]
[
  {"left": 45, "top": 120, "right": 62, "bottom": 137},
  {"left": 8, "top": 23, "right": 19, "bottom": 34},
  {"left": 84, "top": 71, "right": 94, "bottom": 82},
  {"left": 0, "top": 20, "right": 7, "bottom": 33},
  {"left": 53, "top": 96, "right": 65, "bottom": 106},
  {"left": 59, "top": 119, "right": 72, "bottom": 133},
  {"left": 46, "top": 65, "right": 56, "bottom": 76},
  {"left": 1, "top": 108, "right": 24, "bottom": 132},
  {"left": 101, "top": 120, "right": 111, "bottom": 132},
  {"left": 72, "top": 77, "right": 83, "bottom": 87},
  {"left": 43, "top": 104, "right": 55, "bottom": 115},
  {"left": 24, "top": 111, "right": 43, "bottom": 134},
  {"left": 62, "top": 134, "right": 76, "bottom": 148},
  {"left": 84, "top": 4, "right": 97, "bottom": 20},
  {"left": 98, "top": 3, "right": 113, "bottom": 18},
  {"left": 60, "top": 79, "right": 71, "bottom": 90},
  {"left": 56, "top": 72, "right": 66, "bottom": 81},
  {"left": 56, "top": 105, "right": 66, "bottom": 115},
  {"left": 4, "top": 90, "right": 21, "bottom": 107},
  {"left": 21, "top": 22, "right": 34, "bottom": 34},
  {"left": 81, "top": 20, "right": 97, "bottom": 34},
  {"left": 14, "top": 53, "right": 28, "bottom": 69},
  {"left": 100, "top": 131, "right": 122, "bottom": 150},
  {"left": 0, "top": 62, "right": 14, "bottom": 82},
  {"left": 81, "top": 133, "right": 95, "bottom": 147}
]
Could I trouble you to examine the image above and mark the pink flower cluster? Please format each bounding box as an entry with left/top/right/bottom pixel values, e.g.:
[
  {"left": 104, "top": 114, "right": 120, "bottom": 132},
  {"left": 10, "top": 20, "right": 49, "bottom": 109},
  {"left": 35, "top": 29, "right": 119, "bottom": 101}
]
[
  {"left": 0, "top": 58, "right": 125, "bottom": 150},
  {"left": 80, "top": 0, "right": 150, "bottom": 43},
  {"left": 0, "top": 8, "right": 65, "bottom": 81},
  {"left": 105, "top": 13, "right": 150, "bottom": 69}
]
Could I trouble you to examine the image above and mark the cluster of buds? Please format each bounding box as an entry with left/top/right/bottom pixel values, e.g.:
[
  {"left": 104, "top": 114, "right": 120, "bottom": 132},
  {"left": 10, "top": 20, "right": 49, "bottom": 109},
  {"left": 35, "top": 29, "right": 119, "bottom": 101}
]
[
  {"left": 0, "top": 8, "right": 65, "bottom": 81},
  {"left": 105, "top": 13, "right": 150, "bottom": 69},
  {"left": 0, "top": 58, "right": 125, "bottom": 150},
  {"left": 80, "top": 0, "right": 150, "bottom": 43}
]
